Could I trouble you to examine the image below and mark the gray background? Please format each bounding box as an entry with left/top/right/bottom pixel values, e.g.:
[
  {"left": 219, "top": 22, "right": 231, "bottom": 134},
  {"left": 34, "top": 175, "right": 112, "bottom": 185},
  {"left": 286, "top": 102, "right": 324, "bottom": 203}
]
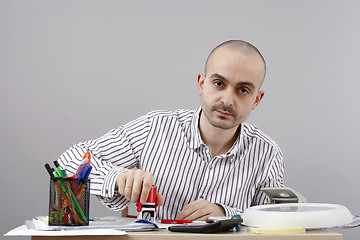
[{"left": 1, "top": 0, "right": 359, "bottom": 239}]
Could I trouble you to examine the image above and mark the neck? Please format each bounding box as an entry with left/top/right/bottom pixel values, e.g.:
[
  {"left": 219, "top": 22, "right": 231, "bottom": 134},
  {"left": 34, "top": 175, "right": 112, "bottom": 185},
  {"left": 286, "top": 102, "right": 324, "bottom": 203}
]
[{"left": 199, "top": 111, "right": 241, "bottom": 157}]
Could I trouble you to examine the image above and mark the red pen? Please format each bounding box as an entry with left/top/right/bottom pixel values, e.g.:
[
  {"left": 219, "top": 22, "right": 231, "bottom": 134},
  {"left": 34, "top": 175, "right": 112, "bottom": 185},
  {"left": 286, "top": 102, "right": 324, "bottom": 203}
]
[{"left": 161, "top": 219, "right": 206, "bottom": 224}]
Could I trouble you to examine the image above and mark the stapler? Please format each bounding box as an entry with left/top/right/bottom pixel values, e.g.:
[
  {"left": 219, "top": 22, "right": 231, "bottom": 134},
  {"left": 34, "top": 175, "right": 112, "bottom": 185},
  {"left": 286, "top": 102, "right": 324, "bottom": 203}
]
[{"left": 261, "top": 187, "right": 307, "bottom": 204}]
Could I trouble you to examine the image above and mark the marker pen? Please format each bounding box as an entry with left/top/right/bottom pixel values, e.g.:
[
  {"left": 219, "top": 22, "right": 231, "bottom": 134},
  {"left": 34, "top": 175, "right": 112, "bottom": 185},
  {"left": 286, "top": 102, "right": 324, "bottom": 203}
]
[
  {"left": 161, "top": 219, "right": 206, "bottom": 224},
  {"left": 51, "top": 168, "right": 68, "bottom": 193},
  {"left": 52, "top": 168, "right": 60, "bottom": 178},
  {"left": 44, "top": 163, "right": 54, "bottom": 178},
  {"left": 55, "top": 171, "right": 86, "bottom": 222},
  {"left": 75, "top": 159, "right": 88, "bottom": 179},
  {"left": 67, "top": 173, "right": 83, "bottom": 209},
  {"left": 84, "top": 165, "right": 92, "bottom": 179},
  {"left": 54, "top": 160, "right": 65, "bottom": 177}
]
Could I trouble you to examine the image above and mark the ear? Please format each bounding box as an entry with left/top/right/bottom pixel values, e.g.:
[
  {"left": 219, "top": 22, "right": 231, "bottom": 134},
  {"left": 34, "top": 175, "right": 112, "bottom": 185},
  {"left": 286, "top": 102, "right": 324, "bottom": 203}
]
[
  {"left": 197, "top": 73, "right": 205, "bottom": 95},
  {"left": 252, "top": 90, "right": 265, "bottom": 110}
]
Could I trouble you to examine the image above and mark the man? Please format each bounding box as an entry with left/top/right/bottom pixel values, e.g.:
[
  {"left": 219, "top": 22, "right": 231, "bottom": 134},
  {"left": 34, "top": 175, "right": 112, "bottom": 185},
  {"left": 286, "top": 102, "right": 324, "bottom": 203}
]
[{"left": 58, "top": 40, "right": 284, "bottom": 221}]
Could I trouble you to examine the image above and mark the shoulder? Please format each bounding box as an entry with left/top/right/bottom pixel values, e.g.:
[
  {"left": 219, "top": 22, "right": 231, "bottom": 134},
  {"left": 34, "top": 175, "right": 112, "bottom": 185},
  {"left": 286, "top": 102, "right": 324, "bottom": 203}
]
[
  {"left": 121, "top": 109, "right": 195, "bottom": 130},
  {"left": 145, "top": 109, "right": 195, "bottom": 123},
  {"left": 242, "top": 122, "right": 282, "bottom": 154}
]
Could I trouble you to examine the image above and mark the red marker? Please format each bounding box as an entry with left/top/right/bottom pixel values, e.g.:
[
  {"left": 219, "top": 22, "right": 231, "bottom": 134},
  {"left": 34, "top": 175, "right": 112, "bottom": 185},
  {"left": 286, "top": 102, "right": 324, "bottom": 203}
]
[
  {"left": 161, "top": 219, "right": 206, "bottom": 224},
  {"left": 67, "top": 173, "right": 83, "bottom": 209}
]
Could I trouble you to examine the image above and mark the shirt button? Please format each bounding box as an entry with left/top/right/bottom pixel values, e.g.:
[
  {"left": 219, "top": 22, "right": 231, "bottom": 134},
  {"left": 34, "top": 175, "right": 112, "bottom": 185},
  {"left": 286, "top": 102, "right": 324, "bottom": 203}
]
[{"left": 208, "top": 165, "right": 213, "bottom": 170}]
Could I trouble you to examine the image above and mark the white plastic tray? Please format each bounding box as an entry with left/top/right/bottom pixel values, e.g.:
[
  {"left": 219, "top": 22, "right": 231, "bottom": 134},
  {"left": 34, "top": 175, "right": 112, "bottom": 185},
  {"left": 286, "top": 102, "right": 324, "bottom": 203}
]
[{"left": 242, "top": 203, "right": 353, "bottom": 229}]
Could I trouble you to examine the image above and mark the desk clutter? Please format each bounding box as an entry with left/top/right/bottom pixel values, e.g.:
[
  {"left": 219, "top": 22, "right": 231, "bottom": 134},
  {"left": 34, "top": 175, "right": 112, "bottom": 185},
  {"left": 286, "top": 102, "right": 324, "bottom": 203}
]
[
  {"left": 48, "top": 177, "right": 90, "bottom": 226},
  {"left": 24, "top": 216, "right": 159, "bottom": 231},
  {"left": 44, "top": 151, "right": 92, "bottom": 226},
  {"left": 5, "top": 148, "right": 358, "bottom": 237},
  {"left": 6, "top": 216, "right": 242, "bottom": 236}
]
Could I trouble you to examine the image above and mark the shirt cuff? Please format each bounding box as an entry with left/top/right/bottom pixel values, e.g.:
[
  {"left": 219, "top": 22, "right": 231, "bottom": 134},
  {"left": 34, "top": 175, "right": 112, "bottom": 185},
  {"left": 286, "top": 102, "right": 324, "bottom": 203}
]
[
  {"left": 95, "top": 166, "right": 128, "bottom": 198},
  {"left": 216, "top": 203, "right": 242, "bottom": 217}
]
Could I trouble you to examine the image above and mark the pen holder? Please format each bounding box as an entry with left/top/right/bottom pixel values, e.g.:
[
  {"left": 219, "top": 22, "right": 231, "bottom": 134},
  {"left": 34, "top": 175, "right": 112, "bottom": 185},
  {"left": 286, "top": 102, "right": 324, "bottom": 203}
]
[{"left": 48, "top": 177, "right": 90, "bottom": 226}]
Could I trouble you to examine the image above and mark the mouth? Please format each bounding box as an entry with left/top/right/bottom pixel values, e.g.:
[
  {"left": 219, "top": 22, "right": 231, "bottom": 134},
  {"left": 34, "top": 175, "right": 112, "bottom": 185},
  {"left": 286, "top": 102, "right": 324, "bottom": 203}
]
[{"left": 215, "top": 109, "right": 233, "bottom": 118}]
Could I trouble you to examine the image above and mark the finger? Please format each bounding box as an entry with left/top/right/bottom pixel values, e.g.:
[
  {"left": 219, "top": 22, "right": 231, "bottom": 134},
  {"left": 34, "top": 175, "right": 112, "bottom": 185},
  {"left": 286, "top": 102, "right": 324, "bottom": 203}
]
[
  {"left": 176, "top": 199, "right": 214, "bottom": 220},
  {"left": 184, "top": 208, "right": 211, "bottom": 220},
  {"left": 139, "top": 173, "right": 154, "bottom": 203},
  {"left": 131, "top": 171, "right": 146, "bottom": 202},
  {"left": 186, "top": 201, "right": 225, "bottom": 220},
  {"left": 192, "top": 213, "right": 211, "bottom": 221},
  {"left": 116, "top": 172, "right": 127, "bottom": 196},
  {"left": 124, "top": 173, "right": 135, "bottom": 201},
  {"left": 176, "top": 202, "right": 198, "bottom": 220},
  {"left": 157, "top": 193, "right": 164, "bottom": 206},
  {"left": 175, "top": 198, "right": 203, "bottom": 218}
]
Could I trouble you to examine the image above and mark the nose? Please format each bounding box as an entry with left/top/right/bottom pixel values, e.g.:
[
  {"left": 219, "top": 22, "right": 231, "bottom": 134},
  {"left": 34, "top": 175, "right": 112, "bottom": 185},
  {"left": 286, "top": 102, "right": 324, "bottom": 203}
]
[{"left": 221, "top": 88, "right": 235, "bottom": 107}]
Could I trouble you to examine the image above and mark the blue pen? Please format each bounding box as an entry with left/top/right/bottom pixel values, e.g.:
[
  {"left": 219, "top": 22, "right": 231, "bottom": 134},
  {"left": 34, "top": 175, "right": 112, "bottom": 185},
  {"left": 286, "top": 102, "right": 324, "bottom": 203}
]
[
  {"left": 84, "top": 165, "right": 92, "bottom": 179},
  {"left": 75, "top": 159, "right": 88, "bottom": 179},
  {"left": 77, "top": 165, "right": 92, "bottom": 186}
]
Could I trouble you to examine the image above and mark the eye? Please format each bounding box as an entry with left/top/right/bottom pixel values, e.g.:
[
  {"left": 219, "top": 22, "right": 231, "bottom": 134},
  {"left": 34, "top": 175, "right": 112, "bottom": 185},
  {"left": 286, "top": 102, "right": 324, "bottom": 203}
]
[
  {"left": 214, "top": 80, "right": 223, "bottom": 87},
  {"left": 239, "top": 88, "right": 249, "bottom": 94}
]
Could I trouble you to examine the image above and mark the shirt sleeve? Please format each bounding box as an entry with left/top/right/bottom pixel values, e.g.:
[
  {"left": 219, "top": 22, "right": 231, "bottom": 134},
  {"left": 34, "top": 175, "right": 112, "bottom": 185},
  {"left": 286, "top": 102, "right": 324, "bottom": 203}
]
[
  {"left": 251, "top": 151, "right": 285, "bottom": 206},
  {"left": 216, "top": 203, "right": 244, "bottom": 216},
  {"left": 57, "top": 114, "right": 150, "bottom": 211},
  {"left": 214, "top": 151, "right": 284, "bottom": 217}
]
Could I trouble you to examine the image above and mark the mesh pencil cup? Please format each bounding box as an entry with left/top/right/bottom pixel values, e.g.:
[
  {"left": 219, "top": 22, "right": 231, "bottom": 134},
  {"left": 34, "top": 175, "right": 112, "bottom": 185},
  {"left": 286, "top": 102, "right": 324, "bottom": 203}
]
[{"left": 48, "top": 177, "right": 90, "bottom": 226}]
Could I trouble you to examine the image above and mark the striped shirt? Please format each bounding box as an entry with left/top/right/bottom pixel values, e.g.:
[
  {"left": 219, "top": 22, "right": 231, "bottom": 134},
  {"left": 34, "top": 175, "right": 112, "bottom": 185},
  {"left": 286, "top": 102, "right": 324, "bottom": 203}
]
[{"left": 58, "top": 107, "right": 284, "bottom": 219}]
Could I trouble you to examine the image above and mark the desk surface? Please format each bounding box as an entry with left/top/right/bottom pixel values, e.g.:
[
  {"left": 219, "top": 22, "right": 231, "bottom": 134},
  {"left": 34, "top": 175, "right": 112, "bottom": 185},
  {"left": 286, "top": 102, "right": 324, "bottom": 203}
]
[{"left": 31, "top": 229, "right": 342, "bottom": 240}]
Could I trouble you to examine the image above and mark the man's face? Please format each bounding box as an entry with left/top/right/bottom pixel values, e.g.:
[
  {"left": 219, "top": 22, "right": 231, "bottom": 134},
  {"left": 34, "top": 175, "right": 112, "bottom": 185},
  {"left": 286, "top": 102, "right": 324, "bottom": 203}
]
[{"left": 198, "top": 47, "right": 265, "bottom": 130}]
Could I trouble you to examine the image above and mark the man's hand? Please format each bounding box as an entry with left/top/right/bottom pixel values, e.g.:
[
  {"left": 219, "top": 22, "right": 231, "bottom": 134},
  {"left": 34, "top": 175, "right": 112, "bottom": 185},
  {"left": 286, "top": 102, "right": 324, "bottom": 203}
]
[
  {"left": 116, "top": 169, "right": 164, "bottom": 206},
  {"left": 175, "top": 198, "right": 226, "bottom": 221}
]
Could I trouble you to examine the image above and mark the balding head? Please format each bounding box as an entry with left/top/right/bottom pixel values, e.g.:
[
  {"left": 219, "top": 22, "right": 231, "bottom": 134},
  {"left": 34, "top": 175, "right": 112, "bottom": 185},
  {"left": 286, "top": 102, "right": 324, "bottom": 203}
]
[{"left": 205, "top": 40, "right": 266, "bottom": 84}]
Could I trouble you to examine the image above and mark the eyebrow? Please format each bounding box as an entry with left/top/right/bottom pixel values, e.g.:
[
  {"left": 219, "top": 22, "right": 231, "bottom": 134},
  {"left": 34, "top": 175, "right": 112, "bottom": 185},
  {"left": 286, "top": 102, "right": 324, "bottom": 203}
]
[{"left": 210, "top": 73, "right": 256, "bottom": 90}]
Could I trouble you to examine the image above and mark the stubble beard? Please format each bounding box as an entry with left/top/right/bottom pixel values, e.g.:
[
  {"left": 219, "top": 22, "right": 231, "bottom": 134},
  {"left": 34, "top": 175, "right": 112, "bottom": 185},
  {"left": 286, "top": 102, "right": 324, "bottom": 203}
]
[{"left": 201, "top": 99, "right": 241, "bottom": 130}]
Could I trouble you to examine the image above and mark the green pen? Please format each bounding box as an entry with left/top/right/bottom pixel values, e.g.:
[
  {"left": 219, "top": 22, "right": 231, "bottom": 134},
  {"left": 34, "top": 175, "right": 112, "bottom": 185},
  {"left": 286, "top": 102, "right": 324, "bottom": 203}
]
[
  {"left": 52, "top": 168, "right": 67, "bottom": 193},
  {"left": 69, "top": 186, "right": 86, "bottom": 222},
  {"left": 54, "top": 160, "right": 65, "bottom": 177}
]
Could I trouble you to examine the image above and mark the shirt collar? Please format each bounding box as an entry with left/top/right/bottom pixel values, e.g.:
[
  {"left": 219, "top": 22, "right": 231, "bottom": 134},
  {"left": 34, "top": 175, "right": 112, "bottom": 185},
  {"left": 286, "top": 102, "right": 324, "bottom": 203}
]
[
  {"left": 186, "top": 107, "right": 243, "bottom": 157},
  {"left": 187, "top": 107, "right": 203, "bottom": 149}
]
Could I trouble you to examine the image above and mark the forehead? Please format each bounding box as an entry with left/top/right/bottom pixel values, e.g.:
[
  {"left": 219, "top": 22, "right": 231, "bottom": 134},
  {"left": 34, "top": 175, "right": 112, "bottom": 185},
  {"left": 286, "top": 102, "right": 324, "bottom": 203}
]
[{"left": 206, "top": 47, "right": 265, "bottom": 89}]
